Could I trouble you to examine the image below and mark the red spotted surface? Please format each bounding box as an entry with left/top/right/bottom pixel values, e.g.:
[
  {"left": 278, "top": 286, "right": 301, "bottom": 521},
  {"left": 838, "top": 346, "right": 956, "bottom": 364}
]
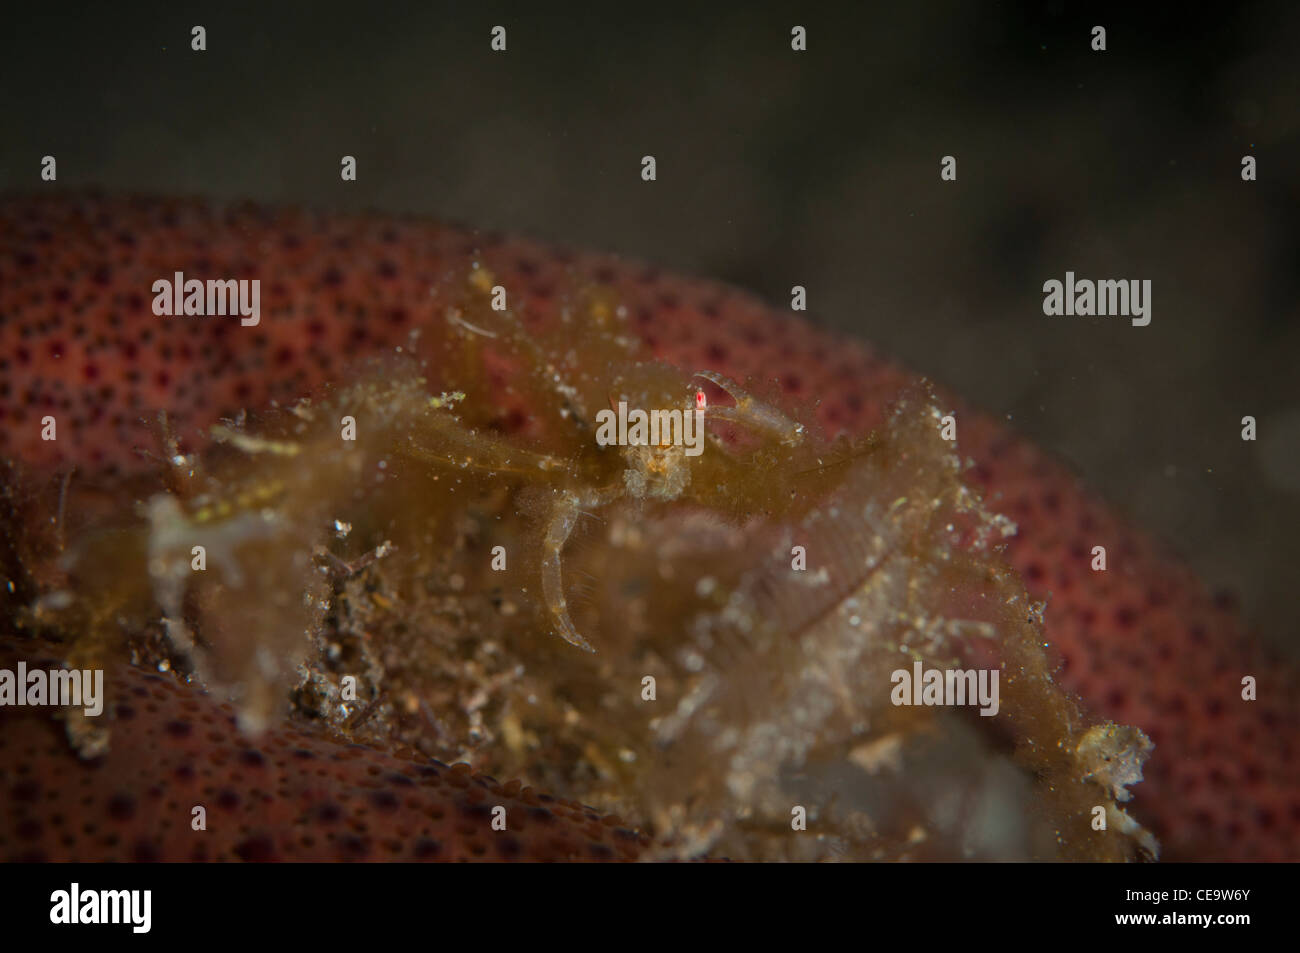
[
  {"left": 0, "top": 641, "right": 649, "bottom": 862},
  {"left": 0, "top": 193, "right": 1295, "bottom": 861}
]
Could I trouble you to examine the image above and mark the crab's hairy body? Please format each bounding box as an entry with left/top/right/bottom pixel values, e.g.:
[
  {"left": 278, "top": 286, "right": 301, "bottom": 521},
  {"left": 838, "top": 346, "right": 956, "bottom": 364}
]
[
  {"left": 382, "top": 297, "right": 1158, "bottom": 859},
  {"left": 413, "top": 309, "right": 811, "bottom": 650}
]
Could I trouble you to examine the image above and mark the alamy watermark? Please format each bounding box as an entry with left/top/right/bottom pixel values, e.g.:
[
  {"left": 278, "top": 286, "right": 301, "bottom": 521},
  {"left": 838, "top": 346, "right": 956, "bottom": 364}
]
[
  {"left": 594, "top": 398, "right": 706, "bottom": 457},
  {"left": 891, "top": 660, "right": 999, "bottom": 716},
  {"left": 50, "top": 883, "right": 151, "bottom": 933},
  {"left": 152, "top": 271, "right": 261, "bottom": 326},
  {"left": 0, "top": 662, "right": 104, "bottom": 716},
  {"left": 1042, "top": 272, "right": 1151, "bottom": 326}
]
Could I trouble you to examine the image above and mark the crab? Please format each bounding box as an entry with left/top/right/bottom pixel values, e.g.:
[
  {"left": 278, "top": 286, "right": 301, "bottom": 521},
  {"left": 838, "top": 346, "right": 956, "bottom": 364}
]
[
  {"left": 24, "top": 260, "right": 1161, "bottom": 862},
  {"left": 401, "top": 272, "right": 815, "bottom": 652}
]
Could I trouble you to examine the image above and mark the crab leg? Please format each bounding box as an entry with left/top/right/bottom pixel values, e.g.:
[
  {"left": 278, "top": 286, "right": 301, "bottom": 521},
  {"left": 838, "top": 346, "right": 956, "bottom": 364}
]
[
  {"left": 692, "top": 370, "right": 806, "bottom": 446},
  {"left": 540, "top": 486, "right": 623, "bottom": 652}
]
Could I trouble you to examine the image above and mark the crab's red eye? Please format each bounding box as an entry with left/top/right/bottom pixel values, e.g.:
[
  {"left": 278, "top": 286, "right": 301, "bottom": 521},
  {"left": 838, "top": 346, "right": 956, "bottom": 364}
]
[{"left": 695, "top": 390, "right": 707, "bottom": 409}]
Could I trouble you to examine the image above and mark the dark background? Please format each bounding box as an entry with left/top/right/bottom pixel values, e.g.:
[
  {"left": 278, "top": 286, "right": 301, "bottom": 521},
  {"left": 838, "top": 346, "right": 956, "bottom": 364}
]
[{"left": 2, "top": 1, "right": 1297, "bottom": 651}]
